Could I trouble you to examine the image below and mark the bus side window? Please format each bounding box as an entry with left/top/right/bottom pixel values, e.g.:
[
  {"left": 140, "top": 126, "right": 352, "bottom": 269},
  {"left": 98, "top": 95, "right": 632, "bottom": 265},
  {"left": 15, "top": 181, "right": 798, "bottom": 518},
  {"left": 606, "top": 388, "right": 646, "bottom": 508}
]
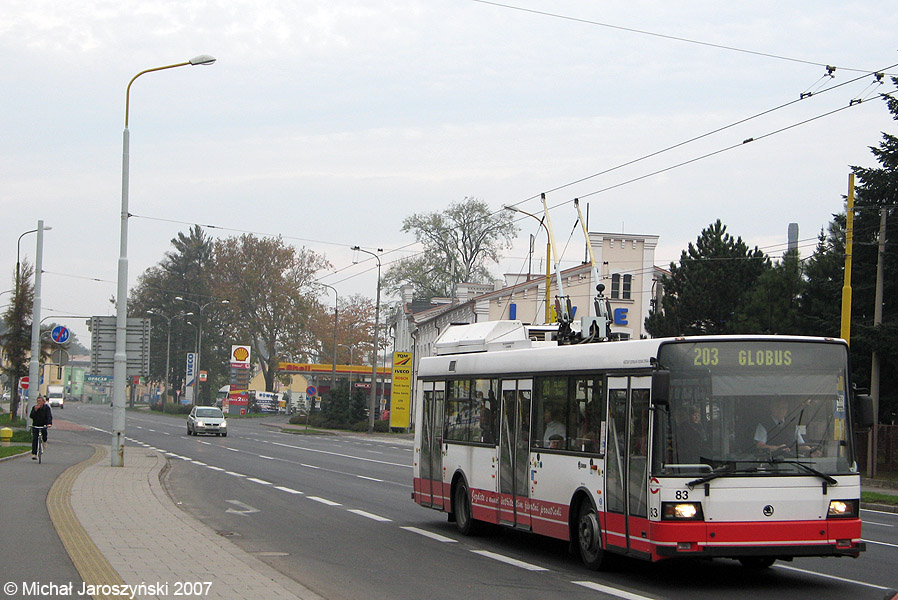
[{"left": 534, "top": 377, "right": 568, "bottom": 449}]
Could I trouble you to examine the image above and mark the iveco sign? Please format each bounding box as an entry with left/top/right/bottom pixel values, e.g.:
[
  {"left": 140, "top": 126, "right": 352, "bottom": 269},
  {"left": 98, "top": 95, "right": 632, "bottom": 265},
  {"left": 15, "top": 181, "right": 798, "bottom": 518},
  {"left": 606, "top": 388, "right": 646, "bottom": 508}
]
[{"left": 184, "top": 352, "right": 197, "bottom": 404}]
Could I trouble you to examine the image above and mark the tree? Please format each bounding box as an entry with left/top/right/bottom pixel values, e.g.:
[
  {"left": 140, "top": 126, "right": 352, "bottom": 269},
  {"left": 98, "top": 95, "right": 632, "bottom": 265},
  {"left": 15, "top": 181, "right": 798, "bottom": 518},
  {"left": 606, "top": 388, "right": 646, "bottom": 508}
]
[
  {"left": 645, "top": 220, "right": 768, "bottom": 336},
  {"left": 306, "top": 293, "right": 377, "bottom": 368},
  {"left": 130, "top": 226, "right": 219, "bottom": 403},
  {"left": 1, "top": 261, "right": 34, "bottom": 419},
  {"left": 382, "top": 197, "right": 518, "bottom": 300},
  {"left": 729, "top": 249, "right": 804, "bottom": 334},
  {"left": 212, "top": 235, "right": 330, "bottom": 393}
]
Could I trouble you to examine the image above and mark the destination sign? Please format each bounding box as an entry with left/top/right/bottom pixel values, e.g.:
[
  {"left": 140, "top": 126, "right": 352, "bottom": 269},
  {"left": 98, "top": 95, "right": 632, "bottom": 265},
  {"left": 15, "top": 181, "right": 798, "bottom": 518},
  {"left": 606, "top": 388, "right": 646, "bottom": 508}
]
[{"left": 657, "top": 339, "right": 847, "bottom": 372}]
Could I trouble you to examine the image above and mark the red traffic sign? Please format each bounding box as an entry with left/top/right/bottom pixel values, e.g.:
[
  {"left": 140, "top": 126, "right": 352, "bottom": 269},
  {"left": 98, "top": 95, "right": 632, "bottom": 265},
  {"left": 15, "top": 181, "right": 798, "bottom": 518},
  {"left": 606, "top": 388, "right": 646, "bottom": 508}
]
[{"left": 20, "top": 376, "right": 29, "bottom": 389}]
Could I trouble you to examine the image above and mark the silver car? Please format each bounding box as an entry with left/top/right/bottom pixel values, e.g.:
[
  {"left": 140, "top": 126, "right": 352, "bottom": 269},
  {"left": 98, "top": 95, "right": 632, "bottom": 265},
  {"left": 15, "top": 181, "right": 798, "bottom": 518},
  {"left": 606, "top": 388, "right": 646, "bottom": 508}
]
[{"left": 187, "top": 406, "right": 228, "bottom": 437}]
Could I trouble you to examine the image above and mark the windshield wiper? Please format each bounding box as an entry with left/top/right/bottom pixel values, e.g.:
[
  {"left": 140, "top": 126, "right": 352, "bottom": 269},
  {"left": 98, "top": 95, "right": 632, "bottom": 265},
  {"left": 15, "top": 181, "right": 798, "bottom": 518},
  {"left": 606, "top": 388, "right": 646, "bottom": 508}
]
[
  {"left": 687, "top": 465, "right": 759, "bottom": 488},
  {"left": 770, "top": 458, "right": 838, "bottom": 486}
]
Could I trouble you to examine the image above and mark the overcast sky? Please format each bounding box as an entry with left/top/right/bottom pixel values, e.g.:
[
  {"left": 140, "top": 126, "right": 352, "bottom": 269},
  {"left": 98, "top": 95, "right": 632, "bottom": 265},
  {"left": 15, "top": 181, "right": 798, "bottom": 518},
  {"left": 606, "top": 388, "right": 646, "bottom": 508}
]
[{"left": 3, "top": 0, "right": 897, "bottom": 347}]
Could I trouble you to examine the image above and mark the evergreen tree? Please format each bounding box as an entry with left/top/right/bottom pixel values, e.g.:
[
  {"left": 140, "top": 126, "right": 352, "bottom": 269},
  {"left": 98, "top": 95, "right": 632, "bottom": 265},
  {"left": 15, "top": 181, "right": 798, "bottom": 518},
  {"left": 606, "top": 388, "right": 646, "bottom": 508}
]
[
  {"left": 1, "top": 261, "right": 34, "bottom": 419},
  {"left": 645, "top": 220, "right": 768, "bottom": 336}
]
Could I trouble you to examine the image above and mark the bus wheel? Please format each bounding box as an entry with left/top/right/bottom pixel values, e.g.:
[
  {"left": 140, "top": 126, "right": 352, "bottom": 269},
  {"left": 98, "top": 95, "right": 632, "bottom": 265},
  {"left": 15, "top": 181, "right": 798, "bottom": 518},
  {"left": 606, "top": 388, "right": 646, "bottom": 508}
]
[
  {"left": 453, "top": 481, "right": 477, "bottom": 536},
  {"left": 739, "top": 557, "right": 776, "bottom": 569},
  {"left": 577, "top": 502, "right": 606, "bottom": 570}
]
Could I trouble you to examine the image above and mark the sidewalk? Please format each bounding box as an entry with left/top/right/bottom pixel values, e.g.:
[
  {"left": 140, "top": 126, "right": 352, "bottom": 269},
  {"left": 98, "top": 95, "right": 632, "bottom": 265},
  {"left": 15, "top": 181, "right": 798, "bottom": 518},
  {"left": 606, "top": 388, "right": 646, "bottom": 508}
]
[{"left": 57, "top": 444, "right": 323, "bottom": 600}]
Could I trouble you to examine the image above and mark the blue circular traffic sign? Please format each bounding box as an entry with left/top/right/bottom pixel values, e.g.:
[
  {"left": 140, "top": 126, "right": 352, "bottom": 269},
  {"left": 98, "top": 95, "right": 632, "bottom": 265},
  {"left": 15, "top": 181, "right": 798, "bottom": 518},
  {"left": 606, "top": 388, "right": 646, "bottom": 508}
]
[
  {"left": 51, "top": 325, "right": 70, "bottom": 344},
  {"left": 306, "top": 385, "right": 317, "bottom": 397}
]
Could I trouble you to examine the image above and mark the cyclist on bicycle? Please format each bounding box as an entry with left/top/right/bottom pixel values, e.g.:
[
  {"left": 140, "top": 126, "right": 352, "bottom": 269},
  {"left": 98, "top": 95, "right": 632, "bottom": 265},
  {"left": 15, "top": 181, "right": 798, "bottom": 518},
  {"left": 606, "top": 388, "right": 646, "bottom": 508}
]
[{"left": 30, "top": 395, "right": 52, "bottom": 460}]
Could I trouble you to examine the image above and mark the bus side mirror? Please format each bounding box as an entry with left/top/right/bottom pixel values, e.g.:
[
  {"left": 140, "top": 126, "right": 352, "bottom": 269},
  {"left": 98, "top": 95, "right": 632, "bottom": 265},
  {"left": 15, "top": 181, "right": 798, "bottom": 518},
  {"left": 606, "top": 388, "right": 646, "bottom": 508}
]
[
  {"left": 855, "top": 394, "right": 875, "bottom": 428},
  {"left": 651, "top": 370, "right": 670, "bottom": 406}
]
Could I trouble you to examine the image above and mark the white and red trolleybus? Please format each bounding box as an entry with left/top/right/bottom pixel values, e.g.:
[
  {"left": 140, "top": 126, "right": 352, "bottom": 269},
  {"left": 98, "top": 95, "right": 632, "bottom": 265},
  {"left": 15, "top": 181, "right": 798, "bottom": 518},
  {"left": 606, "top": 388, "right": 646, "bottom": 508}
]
[{"left": 412, "top": 321, "right": 874, "bottom": 569}]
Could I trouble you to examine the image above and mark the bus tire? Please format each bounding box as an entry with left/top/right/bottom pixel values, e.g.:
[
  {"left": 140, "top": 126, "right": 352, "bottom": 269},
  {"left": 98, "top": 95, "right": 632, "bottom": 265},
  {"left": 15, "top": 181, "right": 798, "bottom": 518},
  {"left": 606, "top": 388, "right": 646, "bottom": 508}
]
[
  {"left": 738, "top": 557, "right": 775, "bottom": 569},
  {"left": 577, "top": 501, "right": 607, "bottom": 570},
  {"left": 453, "top": 480, "right": 478, "bottom": 536}
]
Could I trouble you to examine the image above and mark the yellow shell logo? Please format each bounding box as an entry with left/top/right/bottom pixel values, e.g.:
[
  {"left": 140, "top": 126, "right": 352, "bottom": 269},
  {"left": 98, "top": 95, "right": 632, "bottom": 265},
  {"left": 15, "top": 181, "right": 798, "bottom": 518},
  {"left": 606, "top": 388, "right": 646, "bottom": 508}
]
[{"left": 233, "top": 347, "right": 249, "bottom": 362}]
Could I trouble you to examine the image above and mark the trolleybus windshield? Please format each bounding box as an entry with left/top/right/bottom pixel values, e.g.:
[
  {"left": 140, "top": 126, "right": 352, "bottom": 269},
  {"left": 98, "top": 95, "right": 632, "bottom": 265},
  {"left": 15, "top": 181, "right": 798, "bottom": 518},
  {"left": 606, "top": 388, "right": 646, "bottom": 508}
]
[{"left": 652, "top": 340, "right": 856, "bottom": 477}]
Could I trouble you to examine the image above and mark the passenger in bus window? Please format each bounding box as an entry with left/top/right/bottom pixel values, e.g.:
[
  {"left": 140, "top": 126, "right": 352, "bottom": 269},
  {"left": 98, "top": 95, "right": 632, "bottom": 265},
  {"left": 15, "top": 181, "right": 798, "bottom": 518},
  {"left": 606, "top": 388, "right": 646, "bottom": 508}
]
[
  {"left": 673, "top": 403, "right": 706, "bottom": 464},
  {"left": 543, "top": 404, "right": 566, "bottom": 448}
]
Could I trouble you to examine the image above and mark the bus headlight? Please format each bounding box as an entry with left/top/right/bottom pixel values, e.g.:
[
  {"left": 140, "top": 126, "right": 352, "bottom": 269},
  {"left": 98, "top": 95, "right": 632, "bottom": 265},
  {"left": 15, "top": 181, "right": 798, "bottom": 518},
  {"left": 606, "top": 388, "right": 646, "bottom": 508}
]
[
  {"left": 827, "top": 499, "right": 858, "bottom": 519},
  {"left": 661, "top": 502, "right": 704, "bottom": 521}
]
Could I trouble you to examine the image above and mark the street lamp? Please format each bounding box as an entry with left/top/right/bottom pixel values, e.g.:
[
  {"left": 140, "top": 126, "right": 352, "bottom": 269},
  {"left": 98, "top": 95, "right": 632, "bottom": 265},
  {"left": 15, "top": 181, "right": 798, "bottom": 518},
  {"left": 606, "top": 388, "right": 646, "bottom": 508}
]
[
  {"left": 504, "top": 205, "right": 551, "bottom": 324},
  {"left": 318, "top": 283, "right": 339, "bottom": 392},
  {"left": 338, "top": 343, "right": 355, "bottom": 393},
  {"left": 146, "top": 310, "right": 192, "bottom": 405},
  {"left": 14, "top": 226, "right": 51, "bottom": 416},
  {"left": 27, "top": 221, "right": 50, "bottom": 419},
  {"left": 175, "top": 297, "right": 229, "bottom": 405},
  {"left": 113, "top": 54, "right": 215, "bottom": 467},
  {"left": 351, "top": 246, "right": 382, "bottom": 433}
]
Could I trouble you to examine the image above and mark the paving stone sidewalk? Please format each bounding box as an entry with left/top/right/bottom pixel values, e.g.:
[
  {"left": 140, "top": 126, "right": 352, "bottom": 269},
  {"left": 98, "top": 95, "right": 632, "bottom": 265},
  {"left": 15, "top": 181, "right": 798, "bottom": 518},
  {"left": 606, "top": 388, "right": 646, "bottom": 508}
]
[{"left": 69, "top": 446, "right": 323, "bottom": 600}]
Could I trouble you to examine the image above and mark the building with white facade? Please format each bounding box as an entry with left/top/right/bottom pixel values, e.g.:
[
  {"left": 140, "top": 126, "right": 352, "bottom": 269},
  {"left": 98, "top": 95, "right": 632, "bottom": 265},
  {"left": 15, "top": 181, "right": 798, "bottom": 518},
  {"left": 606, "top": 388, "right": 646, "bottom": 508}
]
[{"left": 388, "top": 232, "right": 662, "bottom": 391}]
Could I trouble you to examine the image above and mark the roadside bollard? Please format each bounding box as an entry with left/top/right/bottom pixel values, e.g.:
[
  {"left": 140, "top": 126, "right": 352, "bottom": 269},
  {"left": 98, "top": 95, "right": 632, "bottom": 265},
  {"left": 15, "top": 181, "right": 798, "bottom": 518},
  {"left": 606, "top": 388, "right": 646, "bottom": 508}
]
[{"left": 0, "top": 427, "right": 12, "bottom": 447}]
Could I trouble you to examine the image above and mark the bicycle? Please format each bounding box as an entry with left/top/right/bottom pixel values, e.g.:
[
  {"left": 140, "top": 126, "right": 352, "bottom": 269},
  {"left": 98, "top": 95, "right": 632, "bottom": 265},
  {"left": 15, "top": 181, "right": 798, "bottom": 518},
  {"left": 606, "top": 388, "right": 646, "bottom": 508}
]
[{"left": 31, "top": 425, "right": 48, "bottom": 464}]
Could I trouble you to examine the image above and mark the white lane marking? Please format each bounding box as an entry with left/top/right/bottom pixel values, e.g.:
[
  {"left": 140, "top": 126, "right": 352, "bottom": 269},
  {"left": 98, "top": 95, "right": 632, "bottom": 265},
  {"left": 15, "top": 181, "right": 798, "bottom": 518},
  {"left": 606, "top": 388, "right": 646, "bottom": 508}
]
[
  {"left": 271, "top": 441, "right": 411, "bottom": 469},
  {"left": 198, "top": 441, "right": 212, "bottom": 446},
  {"left": 247, "top": 477, "right": 272, "bottom": 485},
  {"left": 357, "top": 475, "right": 383, "bottom": 482},
  {"left": 147, "top": 429, "right": 155, "bottom": 432},
  {"left": 366, "top": 450, "right": 384, "bottom": 455},
  {"left": 190, "top": 461, "right": 207, "bottom": 466},
  {"left": 207, "top": 466, "right": 225, "bottom": 472},
  {"left": 774, "top": 564, "right": 889, "bottom": 590},
  {"left": 301, "top": 464, "right": 320, "bottom": 469},
  {"left": 275, "top": 486, "right": 303, "bottom": 495},
  {"left": 225, "top": 447, "right": 239, "bottom": 452},
  {"left": 347, "top": 509, "right": 392, "bottom": 522},
  {"left": 225, "top": 471, "right": 246, "bottom": 477},
  {"left": 308, "top": 497, "right": 342, "bottom": 506},
  {"left": 861, "top": 507, "right": 898, "bottom": 516},
  {"left": 862, "top": 538, "right": 898, "bottom": 549},
  {"left": 401, "top": 527, "right": 457, "bottom": 543},
  {"left": 162, "top": 432, "right": 170, "bottom": 435},
  {"left": 572, "top": 581, "right": 657, "bottom": 600},
  {"left": 863, "top": 520, "right": 894, "bottom": 527},
  {"left": 225, "top": 500, "right": 259, "bottom": 516},
  {"left": 470, "top": 550, "right": 548, "bottom": 571}
]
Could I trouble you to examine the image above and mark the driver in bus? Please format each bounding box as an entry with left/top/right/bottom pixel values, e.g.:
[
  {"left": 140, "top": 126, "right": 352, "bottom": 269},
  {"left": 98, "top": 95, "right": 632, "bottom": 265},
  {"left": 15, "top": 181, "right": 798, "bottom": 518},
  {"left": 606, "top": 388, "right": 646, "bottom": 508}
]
[{"left": 754, "top": 397, "right": 819, "bottom": 457}]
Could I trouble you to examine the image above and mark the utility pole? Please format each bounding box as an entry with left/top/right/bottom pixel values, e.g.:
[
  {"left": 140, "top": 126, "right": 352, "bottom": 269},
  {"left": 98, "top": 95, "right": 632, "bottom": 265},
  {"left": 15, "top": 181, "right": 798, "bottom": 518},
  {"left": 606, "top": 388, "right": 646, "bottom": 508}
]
[
  {"left": 840, "top": 173, "right": 855, "bottom": 344},
  {"left": 869, "top": 207, "right": 886, "bottom": 478}
]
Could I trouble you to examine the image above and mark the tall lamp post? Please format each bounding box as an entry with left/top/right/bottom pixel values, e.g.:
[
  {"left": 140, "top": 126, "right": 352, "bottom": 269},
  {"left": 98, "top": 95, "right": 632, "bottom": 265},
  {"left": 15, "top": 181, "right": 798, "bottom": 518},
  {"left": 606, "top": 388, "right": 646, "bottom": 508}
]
[
  {"left": 113, "top": 55, "right": 216, "bottom": 467},
  {"left": 13, "top": 226, "right": 51, "bottom": 418},
  {"left": 318, "top": 283, "right": 339, "bottom": 392},
  {"left": 351, "top": 246, "right": 382, "bottom": 433},
  {"left": 175, "top": 297, "right": 229, "bottom": 405},
  {"left": 27, "top": 221, "right": 50, "bottom": 418},
  {"left": 145, "top": 310, "right": 191, "bottom": 405},
  {"left": 338, "top": 344, "right": 355, "bottom": 392}
]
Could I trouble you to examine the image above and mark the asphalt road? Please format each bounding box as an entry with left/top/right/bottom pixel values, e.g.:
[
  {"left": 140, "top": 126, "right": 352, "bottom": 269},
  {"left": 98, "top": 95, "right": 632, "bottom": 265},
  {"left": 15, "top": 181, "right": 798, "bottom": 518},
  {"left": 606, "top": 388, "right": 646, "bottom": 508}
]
[{"left": 65, "top": 403, "right": 898, "bottom": 600}]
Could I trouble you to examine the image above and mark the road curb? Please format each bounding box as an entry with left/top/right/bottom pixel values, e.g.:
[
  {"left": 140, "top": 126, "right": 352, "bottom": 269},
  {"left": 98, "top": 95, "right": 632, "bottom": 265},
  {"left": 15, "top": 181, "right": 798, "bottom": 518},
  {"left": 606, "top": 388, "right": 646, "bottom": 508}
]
[{"left": 47, "top": 444, "right": 127, "bottom": 600}]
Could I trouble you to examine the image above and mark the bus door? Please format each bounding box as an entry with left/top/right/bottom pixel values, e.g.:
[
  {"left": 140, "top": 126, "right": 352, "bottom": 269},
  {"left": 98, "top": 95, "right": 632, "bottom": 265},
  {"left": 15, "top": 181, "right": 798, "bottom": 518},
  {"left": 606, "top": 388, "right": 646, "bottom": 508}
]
[
  {"left": 498, "top": 379, "right": 532, "bottom": 529},
  {"left": 604, "top": 376, "right": 651, "bottom": 553},
  {"left": 420, "top": 381, "right": 446, "bottom": 509}
]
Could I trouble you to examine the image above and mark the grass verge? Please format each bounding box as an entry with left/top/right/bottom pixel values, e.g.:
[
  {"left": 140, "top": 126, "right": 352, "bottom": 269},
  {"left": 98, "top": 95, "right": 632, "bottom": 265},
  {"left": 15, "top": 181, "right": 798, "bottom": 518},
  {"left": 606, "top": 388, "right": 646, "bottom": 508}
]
[
  {"left": 0, "top": 445, "right": 31, "bottom": 459},
  {"left": 862, "top": 491, "right": 898, "bottom": 506}
]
